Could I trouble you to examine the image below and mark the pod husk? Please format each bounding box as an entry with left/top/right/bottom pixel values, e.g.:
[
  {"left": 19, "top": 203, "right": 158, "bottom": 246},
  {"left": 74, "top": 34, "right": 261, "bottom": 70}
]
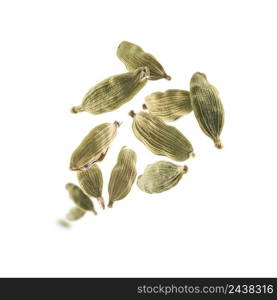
[
  {"left": 65, "top": 183, "right": 97, "bottom": 215},
  {"left": 117, "top": 41, "right": 171, "bottom": 81},
  {"left": 143, "top": 89, "right": 192, "bottom": 122},
  {"left": 190, "top": 72, "right": 224, "bottom": 149},
  {"left": 71, "top": 67, "right": 149, "bottom": 115},
  {"left": 108, "top": 146, "right": 137, "bottom": 208},
  {"left": 137, "top": 161, "right": 188, "bottom": 194},
  {"left": 129, "top": 111, "right": 194, "bottom": 161},
  {"left": 70, "top": 121, "right": 120, "bottom": 171},
  {"left": 66, "top": 207, "right": 86, "bottom": 221},
  {"left": 77, "top": 164, "right": 105, "bottom": 209}
]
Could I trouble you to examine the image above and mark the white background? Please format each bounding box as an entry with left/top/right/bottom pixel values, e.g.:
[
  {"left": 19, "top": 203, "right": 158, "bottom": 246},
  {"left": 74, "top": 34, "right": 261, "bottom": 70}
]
[{"left": 0, "top": 0, "right": 276, "bottom": 277}]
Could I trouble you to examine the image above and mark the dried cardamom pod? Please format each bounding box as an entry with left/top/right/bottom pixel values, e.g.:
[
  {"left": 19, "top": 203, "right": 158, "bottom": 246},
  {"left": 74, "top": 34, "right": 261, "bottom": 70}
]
[
  {"left": 137, "top": 161, "right": 188, "bottom": 194},
  {"left": 129, "top": 111, "right": 194, "bottom": 161},
  {"left": 190, "top": 72, "right": 225, "bottom": 149},
  {"left": 57, "top": 219, "right": 70, "bottom": 228},
  {"left": 108, "top": 146, "right": 137, "bottom": 208},
  {"left": 117, "top": 41, "right": 171, "bottom": 81},
  {"left": 143, "top": 89, "right": 192, "bottom": 122},
  {"left": 66, "top": 207, "right": 86, "bottom": 221},
  {"left": 71, "top": 67, "right": 149, "bottom": 114},
  {"left": 65, "top": 183, "right": 97, "bottom": 215},
  {"left": 70, "top": 121, "right": 120, "bottom": 171},
  {"left": 77, "top": 164, "right": 105, "bottom": 209}
]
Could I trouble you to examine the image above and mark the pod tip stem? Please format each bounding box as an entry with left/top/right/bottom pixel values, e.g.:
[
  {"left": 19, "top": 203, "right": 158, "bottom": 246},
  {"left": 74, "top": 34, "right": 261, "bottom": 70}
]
[
  {"left": 165, "top": 74, "right": 171, "bottom": 80},
  {"left": 215, "top": 140, "right": 223, "bottom": 149},
  {"left": 70, "top": 107, "right": 77, "bottom": 113},
  {"left": 108, "top": 200, "right": 114, "bottom": 208},
  {"left": 142, "top": 104, "right": 147, "bottom": 110},
  {"left": 97, "top": 197, "right": 105, "bottom": 210},
  {"left": 114, "top": 121, "right": 121, "bottom": 127},
  {"left": 190, "top": 152, "right": 196, "bottom": 158},
  {"left": 70, "top": 106, "right": 83, "bottom": 114},
  {"left": 129, "top": 110, "right": 136, "bottom": 118},
  {"left": 182, "top": 165, "right": 188, "bottom": 174}
]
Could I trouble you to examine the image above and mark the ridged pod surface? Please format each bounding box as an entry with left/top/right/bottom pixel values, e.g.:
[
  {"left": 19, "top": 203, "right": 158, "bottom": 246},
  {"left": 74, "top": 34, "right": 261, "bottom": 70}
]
[
  {"left": 137, "top": 161, "right": 188, "bottom": 194},
  {"left": 190, "top": 72, "right": 224, "bottom": 149},
  {"left": 117, "top": 41, "right": 171, "bottom": 81},
  {"left": 70, "top": 121, "right": 120, "bottom": 171},
  {"left": 143, "top": 89, "right": 192, "bottom": 122},
  {"left": 66, "top": 207, "right": 86, "bottom": 221},
  {"left": 71, "top": 67, "right": 149, "bottom": 114},
  {"left": 129, "top": 111, "right": 194, "bottom": 161},
  {"left": 77, "top": 164, "right": 105, "bottom": 209},
  {"left": 65, "top": 183, "right": 97, "bottom": 215},
  {"left": 108, "top": 147, "right": 137, "bottom": 208}
]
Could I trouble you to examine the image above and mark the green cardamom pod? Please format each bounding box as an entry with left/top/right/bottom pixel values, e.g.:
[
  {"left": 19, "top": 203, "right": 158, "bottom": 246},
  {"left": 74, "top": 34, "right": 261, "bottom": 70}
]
[
  {"left": 70, "top": 121, "right": 120, "bottom": 171},
  {"left": 66, "top": 207, "right": 86, "bottom": 221},
  {"left": 190, "top": 72, "right": 225, "bottom": 149},
  {"left": 57, "top": 219, "right": 70, "bottom": 228},
  {"left": 77, "top": 164, "right": 105, "bottom": 209},
  {"left": 65, "top": 183, "right": 97, "bottom": 215},
  {"left": 143, "top": 89, "right": 192, "bottom": 122},
  {"left": 137, "top": 161, "right": 188, "bottom": 194},
  {"left": 129, "top": 111, "right": 194, "bottom": 161},
  {"left": 117, "top": 41, "right": 171, "bottom": 81},
  {"left": 71, "top": 67, "right": 149, "bottom": 115},
  {"left": 108, "top": 146, "right": 137, "bottom": 208}
]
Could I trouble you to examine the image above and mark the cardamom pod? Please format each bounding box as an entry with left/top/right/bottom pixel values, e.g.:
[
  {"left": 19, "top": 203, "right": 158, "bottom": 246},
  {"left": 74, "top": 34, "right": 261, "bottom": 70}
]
[
  {"left": 70, "top": 121, "right": 120, "bottom": 171},
  {"left": 65, "top": 183, "right": 97, "bottom": 215},
  {"left": 57, "top": 219, "right": 70, "bottom": 228},
  {"left": 190, "top": 72, "right": 225, "bottom": 149},
  {"left": 143, "top": 89, "right": 192, "bottom": 122},
  {"left": 117, "top": 41, "right": 171, "bottom": 81},
  {"left": 108, "top": 146, "right": 137, "bottom": 208},
  {"left": 137, "top": 161, "right": 188, "bottom": 194},
  {"left": 77, "top": 164, "right": 105, "bottom": 209},
  {"left": 66, "top": 207, "right": 86, "bottom": 221},
  {"left": 129, "top": 111, "right": 194, "bottom": 161},
  {"left": 71, "top": 67, "right": 149, "bottom": 114}
]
